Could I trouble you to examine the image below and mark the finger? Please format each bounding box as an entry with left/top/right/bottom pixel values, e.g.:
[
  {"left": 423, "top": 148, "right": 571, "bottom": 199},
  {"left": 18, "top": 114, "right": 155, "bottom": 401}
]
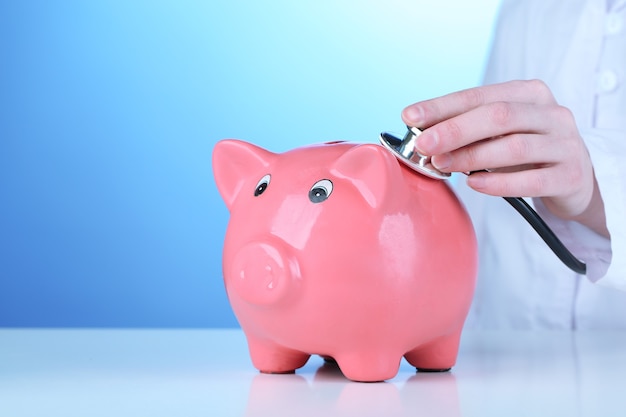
[
  {"left": 415, "top": 101, "right": 554, "bottom": 155},
  {"left": 430, "top": 132, "right": 561, "bottom": 173},
  {"left": 467, "top": 162, "right": 596, "bottom": 222},
  {"left": 402, "top": 79, "right": 557, "bottom": 128},
  {"left": 465, "top": 166, "right": 572, "bottom": 199}
]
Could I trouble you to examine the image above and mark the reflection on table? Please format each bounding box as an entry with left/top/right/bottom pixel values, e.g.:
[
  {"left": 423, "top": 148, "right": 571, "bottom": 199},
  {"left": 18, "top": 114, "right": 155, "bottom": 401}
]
[{"left": 0, "top": 329, "right": 624, "bottom": 417}]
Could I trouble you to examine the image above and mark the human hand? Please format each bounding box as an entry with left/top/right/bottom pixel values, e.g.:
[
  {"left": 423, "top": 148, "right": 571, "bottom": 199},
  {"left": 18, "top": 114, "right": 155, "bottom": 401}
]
[{"left": 402, "top": 79, "right": 608, "bottom": 237}]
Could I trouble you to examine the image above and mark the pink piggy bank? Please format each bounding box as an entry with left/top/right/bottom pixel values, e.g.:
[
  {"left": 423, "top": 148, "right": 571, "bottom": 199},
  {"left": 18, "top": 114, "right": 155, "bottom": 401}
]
[{"left": 212, "top": 139, "right": 477, "bottom": 382}]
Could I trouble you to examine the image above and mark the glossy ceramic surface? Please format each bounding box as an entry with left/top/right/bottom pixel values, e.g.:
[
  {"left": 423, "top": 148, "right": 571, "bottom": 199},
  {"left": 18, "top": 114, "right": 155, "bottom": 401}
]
[{"left": 212, "top": 140, "right": 478, "bottom": 381}]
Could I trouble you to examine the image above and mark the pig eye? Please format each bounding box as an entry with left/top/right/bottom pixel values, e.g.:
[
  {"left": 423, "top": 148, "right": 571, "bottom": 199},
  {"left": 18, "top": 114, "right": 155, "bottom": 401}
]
[
  {"left": 254, "top": 174, "right": 271, "bottom": 197},
  {"left": 309, "top": 179, "right": 333, "bottom": 203}
]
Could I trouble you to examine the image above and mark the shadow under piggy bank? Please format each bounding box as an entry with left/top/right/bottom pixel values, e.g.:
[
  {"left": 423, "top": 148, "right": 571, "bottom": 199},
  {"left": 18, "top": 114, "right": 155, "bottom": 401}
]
[
  {"left": 213, "top": 139, "right": 478, "bottom": 382},
  {"left": 243, "top": 361, "right": 461, "bottom": 417}
]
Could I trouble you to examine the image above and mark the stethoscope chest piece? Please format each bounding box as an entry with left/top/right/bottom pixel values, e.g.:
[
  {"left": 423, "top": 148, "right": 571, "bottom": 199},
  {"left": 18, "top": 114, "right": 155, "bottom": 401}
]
[{"left": 379, "top": 126, "right": 451, "bottom": 180}]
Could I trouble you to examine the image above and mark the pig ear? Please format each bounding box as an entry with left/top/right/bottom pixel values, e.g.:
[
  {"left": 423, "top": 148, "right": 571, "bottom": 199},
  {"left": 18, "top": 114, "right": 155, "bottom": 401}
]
[
  {"left": 212, "top": 139, "right": 274, "bottom": 209},
  {"left": 330, "top": 144, "right": 399, "bottom": 209}
]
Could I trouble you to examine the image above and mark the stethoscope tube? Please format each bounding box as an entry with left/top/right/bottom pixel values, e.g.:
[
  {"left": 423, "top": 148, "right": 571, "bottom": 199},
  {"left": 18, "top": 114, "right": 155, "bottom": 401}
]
[
  {"left": 502, "top": 196, "right": 586, "bottom": 275},
  {"left": 380, "top": 127, "right": 587, "bottom": 275}
]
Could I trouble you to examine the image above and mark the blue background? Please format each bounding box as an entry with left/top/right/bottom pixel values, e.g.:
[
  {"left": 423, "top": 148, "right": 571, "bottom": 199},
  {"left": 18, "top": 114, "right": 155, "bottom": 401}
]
[{"left": 0, "top": 0, "right": 500, "bottom": 327}]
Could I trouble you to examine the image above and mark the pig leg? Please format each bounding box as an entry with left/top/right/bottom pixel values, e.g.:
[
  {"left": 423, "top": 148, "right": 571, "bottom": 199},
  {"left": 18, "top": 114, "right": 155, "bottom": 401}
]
[
  {"left": 404, "top": 330, "right": 462, "bottom": 372},
  {"left": 334, "top": 351, "right": 403, "bottom": 382},
  {"left": 247, "top": 337, "right": 310, "bottom": 374}
]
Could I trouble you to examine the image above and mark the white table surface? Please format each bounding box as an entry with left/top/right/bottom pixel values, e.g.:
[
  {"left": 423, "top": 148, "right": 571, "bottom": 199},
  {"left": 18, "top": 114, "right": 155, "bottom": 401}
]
[{"left": 1, "top": 328, "right": 624, "bottom": 417}]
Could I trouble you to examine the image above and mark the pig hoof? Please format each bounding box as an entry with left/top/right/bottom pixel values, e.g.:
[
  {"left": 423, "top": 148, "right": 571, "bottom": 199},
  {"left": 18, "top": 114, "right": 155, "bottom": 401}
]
[
  {"left": 415, "top": 367, "right": 451, "bottom": 373},
  {"left": 260, "top": 369, "right": 296, "bottom": 375}
]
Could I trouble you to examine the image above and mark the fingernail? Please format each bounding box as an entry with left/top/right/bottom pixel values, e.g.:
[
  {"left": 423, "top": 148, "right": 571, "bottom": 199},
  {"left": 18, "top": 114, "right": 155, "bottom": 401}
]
[
  {"left": 403, "top": 105, "right": 425, "bottom": 125},
  {"left": 416, "top": 131, "right": 438, "bottom": 154},
  {"left": 432, "top": 153, "right": 451, "bottom": 171},
  {"left": 467, "top": 173, "right": 486, "bottom": 190}
]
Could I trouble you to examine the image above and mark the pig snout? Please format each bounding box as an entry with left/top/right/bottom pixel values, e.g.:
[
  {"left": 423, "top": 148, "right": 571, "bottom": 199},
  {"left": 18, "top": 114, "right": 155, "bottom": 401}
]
[{"left": 229, "top": 241, "right": 300, "bottom": 306}]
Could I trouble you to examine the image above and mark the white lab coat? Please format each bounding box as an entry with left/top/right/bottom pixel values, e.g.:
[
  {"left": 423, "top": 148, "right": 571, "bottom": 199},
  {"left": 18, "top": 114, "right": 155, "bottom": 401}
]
[{"left": 458, "top": 0, "right": 626, "bottom": 329}]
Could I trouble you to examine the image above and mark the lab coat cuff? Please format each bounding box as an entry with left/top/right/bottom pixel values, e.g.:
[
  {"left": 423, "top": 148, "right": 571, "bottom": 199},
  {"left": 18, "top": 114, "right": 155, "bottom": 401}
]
[
  {"left": 580, "top": 129, "right": 626, "bottom": 291},
  {"left": 531, "top": 198, "right": 611, "bottom": 283}
]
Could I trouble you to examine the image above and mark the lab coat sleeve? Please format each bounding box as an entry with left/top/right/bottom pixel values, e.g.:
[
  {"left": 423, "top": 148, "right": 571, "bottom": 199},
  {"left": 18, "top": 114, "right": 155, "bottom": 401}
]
[
  {"left": 533, "top": 128, "right": 626, "bottom": 290},
  {"left": 481, "top": 0, "right": 626, "bottom": 290}
]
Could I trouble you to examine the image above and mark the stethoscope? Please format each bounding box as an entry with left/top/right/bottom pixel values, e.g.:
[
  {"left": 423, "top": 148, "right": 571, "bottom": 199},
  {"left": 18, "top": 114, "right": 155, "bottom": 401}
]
[{"left": 380, "top": 126, "right": 587, "bottom": 275}]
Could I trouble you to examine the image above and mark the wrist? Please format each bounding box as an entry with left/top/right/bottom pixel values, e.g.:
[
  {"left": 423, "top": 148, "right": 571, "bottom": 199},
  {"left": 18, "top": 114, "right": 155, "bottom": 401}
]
[{"left": 543, "top": 175, "right": 609, "bottom": 238}]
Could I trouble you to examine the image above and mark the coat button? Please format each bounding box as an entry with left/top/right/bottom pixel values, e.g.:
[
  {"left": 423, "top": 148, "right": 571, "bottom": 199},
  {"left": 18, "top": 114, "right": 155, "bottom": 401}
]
[
  {"left": 596, "top": 70, "right": 619, "bottom": 93},
  {"left": 606, "top": 13, "right": 623, "bottom": 35}
]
